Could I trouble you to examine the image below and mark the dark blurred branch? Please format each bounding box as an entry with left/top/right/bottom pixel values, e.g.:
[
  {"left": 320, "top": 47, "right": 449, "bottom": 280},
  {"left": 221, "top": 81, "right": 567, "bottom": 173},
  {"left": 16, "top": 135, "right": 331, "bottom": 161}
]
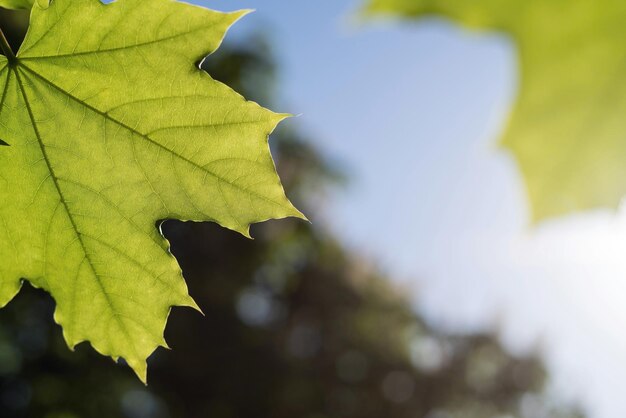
[
  {"left": 0, "top": 9, "right": 29, "bottom": 52},
  {"left": 0, "top": 27, "right": 15, "bottom": 62}
]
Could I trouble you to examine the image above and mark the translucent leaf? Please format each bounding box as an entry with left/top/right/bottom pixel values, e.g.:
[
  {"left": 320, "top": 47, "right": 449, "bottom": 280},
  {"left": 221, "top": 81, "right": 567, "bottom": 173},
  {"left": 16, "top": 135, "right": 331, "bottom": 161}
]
[{"left": 0, "top": 0, "right": 303, "bottom": 382}]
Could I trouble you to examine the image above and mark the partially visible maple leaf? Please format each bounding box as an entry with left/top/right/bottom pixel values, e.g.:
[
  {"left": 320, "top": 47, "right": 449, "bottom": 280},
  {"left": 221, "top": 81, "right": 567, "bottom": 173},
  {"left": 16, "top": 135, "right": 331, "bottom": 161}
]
[
  {"left": 0, "top": 0, "right": 304, "bottom": 382},
  {"left": 363, "top": 0, "right": 626, "bottom": 221}
]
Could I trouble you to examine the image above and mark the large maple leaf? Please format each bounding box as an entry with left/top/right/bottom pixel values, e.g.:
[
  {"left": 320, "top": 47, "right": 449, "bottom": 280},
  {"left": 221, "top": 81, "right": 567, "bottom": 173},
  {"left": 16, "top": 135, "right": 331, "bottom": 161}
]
[
  {"left": 364, "top": 0, "right": 626, "bottom": 221},
  {"left": 0, "top": 0, "right": 303, "bottom": 382}
]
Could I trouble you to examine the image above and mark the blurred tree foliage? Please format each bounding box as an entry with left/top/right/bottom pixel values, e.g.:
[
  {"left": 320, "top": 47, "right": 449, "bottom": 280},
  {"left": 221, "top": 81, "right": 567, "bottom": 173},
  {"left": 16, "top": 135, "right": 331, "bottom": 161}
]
[{"left": 0, "top": 7, "right": 584, "bottom": 418}]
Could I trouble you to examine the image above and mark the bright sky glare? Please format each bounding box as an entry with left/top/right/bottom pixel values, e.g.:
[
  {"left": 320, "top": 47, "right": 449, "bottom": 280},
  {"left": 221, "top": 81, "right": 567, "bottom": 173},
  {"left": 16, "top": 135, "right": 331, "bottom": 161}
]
[{"left": 204, "top": 1, "right": 626, "bottom": 417}]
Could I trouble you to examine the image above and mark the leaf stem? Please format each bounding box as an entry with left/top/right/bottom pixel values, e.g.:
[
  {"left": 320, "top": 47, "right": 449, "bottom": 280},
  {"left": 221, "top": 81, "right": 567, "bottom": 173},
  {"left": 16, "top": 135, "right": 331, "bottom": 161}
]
[{"left": 0, "top": 27, "right": 16, "bottom": 64}]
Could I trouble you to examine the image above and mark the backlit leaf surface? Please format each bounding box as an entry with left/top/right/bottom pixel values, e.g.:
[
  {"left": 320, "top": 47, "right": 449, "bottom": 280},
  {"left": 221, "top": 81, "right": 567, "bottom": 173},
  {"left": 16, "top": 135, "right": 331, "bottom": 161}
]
[{"left": 0, "top": 0, "right": 303, "bottom": 381}]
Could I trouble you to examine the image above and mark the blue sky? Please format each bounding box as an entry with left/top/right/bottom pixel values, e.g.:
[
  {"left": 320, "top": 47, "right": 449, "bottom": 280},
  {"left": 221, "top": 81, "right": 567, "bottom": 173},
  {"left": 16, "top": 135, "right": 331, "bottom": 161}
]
[{"left": 198, "top": 2, "right": 626, "bottom": 417}]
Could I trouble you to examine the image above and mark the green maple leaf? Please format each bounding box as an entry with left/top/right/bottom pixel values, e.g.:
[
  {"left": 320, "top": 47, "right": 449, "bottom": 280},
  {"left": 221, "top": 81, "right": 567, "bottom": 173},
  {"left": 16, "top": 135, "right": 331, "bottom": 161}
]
[
  {"left": 0, "top": 0, "right": 304, "bottom": 382},
  {"left": 364, "top": 0, "right": 626, "bottom": 220}
]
